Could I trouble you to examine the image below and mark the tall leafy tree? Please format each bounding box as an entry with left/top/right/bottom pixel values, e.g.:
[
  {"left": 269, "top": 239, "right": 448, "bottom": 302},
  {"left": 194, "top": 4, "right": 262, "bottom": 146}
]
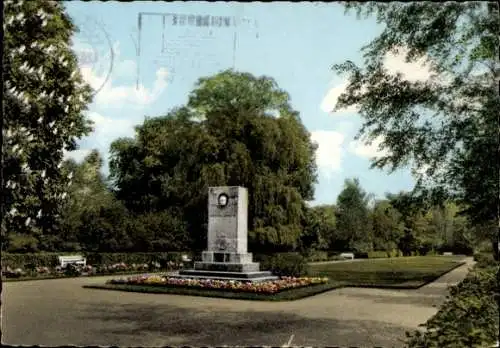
[
  {"left": 335, "top": 178, "right": 373, "bottom": 252},
  {"left": 110, "top": 70, "right": 318, "bottom": 252},
  {"left": 2, "top": 0, "right": 93, "bottom": 251},
  {"left": 301, "top": 205, "right": 336, "bottom": 251},
  {"left": 58, "top": 150, "right": 116, "bottom": 251},
  {"left": 370, "top": 199, "right": 404, "bottom": 255},
  {"left": 333, "top": 2, "right": 499, "bottom": 259}
]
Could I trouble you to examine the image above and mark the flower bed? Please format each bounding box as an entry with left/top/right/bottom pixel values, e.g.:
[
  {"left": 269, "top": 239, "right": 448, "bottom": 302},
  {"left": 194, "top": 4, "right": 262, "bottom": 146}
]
[{"left": 106, "top": 275, "right": 329, "bottom": 294}]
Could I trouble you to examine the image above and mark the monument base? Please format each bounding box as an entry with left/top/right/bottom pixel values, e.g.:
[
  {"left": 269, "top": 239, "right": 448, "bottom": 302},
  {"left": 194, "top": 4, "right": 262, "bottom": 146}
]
[
  {"left": 176, "top": 269, "right": 278, "bottom": 282},
  {"left": 177, "top": 253, "right": 278, "bottom": 282}
]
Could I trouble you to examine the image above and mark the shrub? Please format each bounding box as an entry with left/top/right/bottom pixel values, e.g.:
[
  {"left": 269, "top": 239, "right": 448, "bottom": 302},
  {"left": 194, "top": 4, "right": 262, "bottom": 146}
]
[
  {"left": 64, "top": 264, "right": 81, "bottom": 277},
  {"left": 2, "top": 252, "right": 191, "bottom": 270},
  {"left": 258, "top": 253, "right": 307, "bottom": 277},
  {"left": 368, "top": 251, "right": 390, "bottom": 259},
  {"left": 405, "top": 263, "right": 499, "bottom": 347},
  {"left": 304, "top": 250, "right": 329, "bottom": 262},
  {"left": 354, "top": 251, "right": 369, "bottom": 259},
  {"left": 473, "top": 252, "right": 497, "bottom": 268}
]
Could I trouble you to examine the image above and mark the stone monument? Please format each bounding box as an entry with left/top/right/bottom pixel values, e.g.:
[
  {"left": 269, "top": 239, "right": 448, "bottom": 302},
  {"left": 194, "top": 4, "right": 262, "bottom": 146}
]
[{"left": 177, "top": 186, "right": 277, "bottom": 282}]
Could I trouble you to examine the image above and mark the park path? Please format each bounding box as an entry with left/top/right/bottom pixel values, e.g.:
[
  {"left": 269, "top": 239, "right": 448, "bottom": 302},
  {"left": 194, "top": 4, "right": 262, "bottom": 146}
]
[{"left": 2, "top": 257, "right": 474, "bottom": 347}]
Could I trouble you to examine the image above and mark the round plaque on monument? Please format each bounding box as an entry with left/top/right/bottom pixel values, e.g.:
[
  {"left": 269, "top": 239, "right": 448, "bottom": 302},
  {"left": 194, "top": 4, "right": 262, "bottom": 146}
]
[{"left": 217, "top": 193, "right": 229, "bottom": 208}]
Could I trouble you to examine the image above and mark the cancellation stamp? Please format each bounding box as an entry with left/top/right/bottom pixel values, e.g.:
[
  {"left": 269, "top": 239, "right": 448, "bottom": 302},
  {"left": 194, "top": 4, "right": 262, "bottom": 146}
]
[{"left": 71, "top": 13, "right": 114, "bottom": 96}]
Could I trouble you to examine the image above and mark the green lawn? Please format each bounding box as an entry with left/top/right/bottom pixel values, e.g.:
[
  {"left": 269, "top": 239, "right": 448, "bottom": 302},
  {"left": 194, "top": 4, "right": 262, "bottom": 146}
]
[
  {"left": 307, "top": 256, "right": 466, "bottom": 288},
  {"left": 83, "top": 256, "right": 467, "bottom": 301}
]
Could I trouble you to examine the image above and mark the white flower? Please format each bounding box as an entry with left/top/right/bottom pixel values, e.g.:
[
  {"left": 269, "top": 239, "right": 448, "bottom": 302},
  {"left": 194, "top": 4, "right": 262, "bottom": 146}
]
[
  {"left": 16, "top": 13, "right": 24, "bottom": 21},
  {"left": 57, "top": 162, "right": 63, "bottom": 169},
  {"left": 49, "top": 91, "right": 55, "bottom": 99},
  {"left": 19, "top": 45, "right": 25, "bottom": 53},
  {"left": 6, "top": 180, "right": 12, "bottom": 188},
  {"left": 69, "top": 122, "right": 75, "bottom": 128},
  {"left": 37, "top": 209, "right": 42, "bottom": 218},
  {"left": 68, "top": 171, "right": 73, "bottom": 179},
  {"left": 31, "top": 42, "right": 38, "bottom": 48},
  {"left": 67, "top": 180, "right": 72, "bottom": 186},
  {"left": 21, "top": 163, "right": 28, "bottom": 171},
  {"left": 19, "top": 126, "right": 26, "bottom": 132},
  {"left": 64, "top": 105, "right": 69, "bottom": 113},
  {"left": 27, "top": 134, "right": 34, "bottom": 141},
  {"left": 58, "top": 96, "right": 64, "bottom": 104},
  {"left": 37, "top": 116, "right": 43, "bottom": 124},
  {"left": 8, "top": 86, "right": 16, "bottom": 94},
  {"left": 61, "top": 192, "right": 67, "bottom": 199},
  {"left": 25, "top": 217, "right": 31, "bottom": 226},
  {"left": 42, "top": 19, "right": 48, "bottom": 27},
  {"left": 49, "top": 121, "right": 55, "bottom": 128},
  {"left": 9, "top": 207, "right": 17, "bottom": 216},
  {"left": 12, "top": 182, "right": 17, "bottom": 189},
  {"left": 12, "top": 144, "right": 19, "bottom": 152},
  {"left": 37, "top": 66, "right": 43, "bottom": 74},
  {"left": 41, "top": 169, "right": 46, "bottom": 178},
  {"left": 6, "top": 129, "right": 13, "bottom": 137},
  {"left": 53, "top": 128, "right": 58, "bottom": 135}
]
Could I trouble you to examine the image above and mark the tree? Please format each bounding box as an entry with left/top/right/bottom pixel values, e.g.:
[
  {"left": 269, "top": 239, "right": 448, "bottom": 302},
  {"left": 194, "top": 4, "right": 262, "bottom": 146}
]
[
  {"left": 333, "top": 2, "right": 499, "bottom": 259},
  {"left": 371, "top": 199, "right": 404, "bottom": 256},
  {"left": 58, "top": 150, "right": 119, "bottom": 251},
  {"left": 335, "top": 178, "right": 373, "bottom": 252},
  {"left": 301, "top": 204, "right": 336, "bottom": 251},
  {"left": 109, "top": 70, "right": 318, "bottom": 252},
  {"left": 2, "top": 0, "right": 93, "bottom": 251}
]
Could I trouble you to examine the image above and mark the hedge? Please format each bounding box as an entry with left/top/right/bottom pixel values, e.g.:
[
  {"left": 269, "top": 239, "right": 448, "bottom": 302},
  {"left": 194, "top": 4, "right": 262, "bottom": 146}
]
[
  {"left": 405, "top": 261, "right": 499, "bottom": 347},
  {"left": 2, "top": 252, "right": 192, "bottom": 269}
]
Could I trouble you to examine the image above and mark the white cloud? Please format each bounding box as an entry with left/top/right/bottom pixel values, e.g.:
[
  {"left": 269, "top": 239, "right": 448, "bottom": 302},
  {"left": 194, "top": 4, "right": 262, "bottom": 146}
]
[
  {"left": 310, "top": 130, "right": 345, "bottom": 176},
  {"left": 349, "top": 135, "right": 389, "bottom": 159},
  {"left": 320, "top": 82, "right": 359, "bottom": 114},
  {"left": 86, "top": 111, "right": 136, "bottom": 148},
  {"left": 322, "top": 46, "right": 434, "bottom": 114},
  {"left": 383, "top": 47, "right": 434, "bottom": 83},
  {"left": 63, "top": 149, "right": 92, "bottom": 163},
  {"left": 76, "top": 41, "right": 169, "bottom": 109}
]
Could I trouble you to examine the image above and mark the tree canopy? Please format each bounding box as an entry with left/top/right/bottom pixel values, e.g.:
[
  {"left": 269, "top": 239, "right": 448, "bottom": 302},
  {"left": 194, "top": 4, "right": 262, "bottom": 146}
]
[
  {"left": 2, "top": 0, "right": 93, "bottom": 251},
  {"left": 109, "top": 70, "right": 318, "bottom": 252},
  {"left": 332, "top": 2, "right": 499, "bottom": 258}
]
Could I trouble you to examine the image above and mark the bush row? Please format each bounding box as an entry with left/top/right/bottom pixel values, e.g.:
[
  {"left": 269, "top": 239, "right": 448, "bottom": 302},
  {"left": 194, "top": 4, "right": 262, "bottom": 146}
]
[
  {"left": 405, "top": 257, "right": 499, "bottom": 347},
  {"left": 2, "top": 252, "right": 192, "bottom": 269}
]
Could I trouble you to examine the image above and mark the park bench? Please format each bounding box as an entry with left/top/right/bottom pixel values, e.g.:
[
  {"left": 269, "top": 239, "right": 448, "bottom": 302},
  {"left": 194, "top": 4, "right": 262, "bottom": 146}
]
[
  {"left": 442, "top": 252, "right": 453, "bottom": 256},
  {"left": 340, "top": 252, "right": 355, "bottom": 260},
  {"left": 58, "top": 255, "right": 86, "bottom": 268}
]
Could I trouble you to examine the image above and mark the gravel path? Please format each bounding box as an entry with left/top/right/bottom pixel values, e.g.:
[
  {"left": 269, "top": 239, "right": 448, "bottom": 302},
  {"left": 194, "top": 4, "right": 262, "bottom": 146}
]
[{"left": 1, "top": 257, "right": 474, "bottom": 347}]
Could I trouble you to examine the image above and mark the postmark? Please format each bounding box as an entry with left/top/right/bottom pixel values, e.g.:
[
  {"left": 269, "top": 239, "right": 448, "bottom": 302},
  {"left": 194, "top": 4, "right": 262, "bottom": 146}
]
[{"left": 71, "top": 13, "right": 114, "bottom": 96}]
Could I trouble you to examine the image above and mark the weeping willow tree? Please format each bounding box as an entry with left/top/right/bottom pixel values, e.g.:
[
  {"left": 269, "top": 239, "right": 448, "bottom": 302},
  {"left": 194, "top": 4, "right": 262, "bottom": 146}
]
[{"left": 109, "top": 70, "right": 318, "bottom": 252}]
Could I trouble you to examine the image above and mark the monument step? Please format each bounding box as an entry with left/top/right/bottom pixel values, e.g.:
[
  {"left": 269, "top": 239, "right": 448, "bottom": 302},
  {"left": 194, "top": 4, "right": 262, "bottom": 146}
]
[
  {"left": 174, "top": 271, "right": 278, "bottom": 283},
  {"left": 194, "top": 261, "right": 260, "bottom": 273},
  {"left": 178, "top": 269, "right": 275, "bottom": 279}
]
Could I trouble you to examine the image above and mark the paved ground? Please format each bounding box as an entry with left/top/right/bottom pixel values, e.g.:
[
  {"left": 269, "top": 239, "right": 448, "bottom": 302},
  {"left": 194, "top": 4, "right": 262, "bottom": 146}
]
[{"left": 1, "top": 258, "right": 474, "bottom": 347}]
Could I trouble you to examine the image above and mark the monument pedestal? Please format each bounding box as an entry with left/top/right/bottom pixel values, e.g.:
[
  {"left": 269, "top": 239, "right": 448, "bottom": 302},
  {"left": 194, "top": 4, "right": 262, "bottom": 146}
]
[{"left": 176, "top": 186, "right": 278, "bottom": 283}]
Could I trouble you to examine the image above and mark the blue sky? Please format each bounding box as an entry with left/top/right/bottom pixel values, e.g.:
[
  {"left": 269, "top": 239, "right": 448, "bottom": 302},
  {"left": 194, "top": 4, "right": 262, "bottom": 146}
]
[{"left": 63, "top": 1, "right": 431, "bottom": 206}]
